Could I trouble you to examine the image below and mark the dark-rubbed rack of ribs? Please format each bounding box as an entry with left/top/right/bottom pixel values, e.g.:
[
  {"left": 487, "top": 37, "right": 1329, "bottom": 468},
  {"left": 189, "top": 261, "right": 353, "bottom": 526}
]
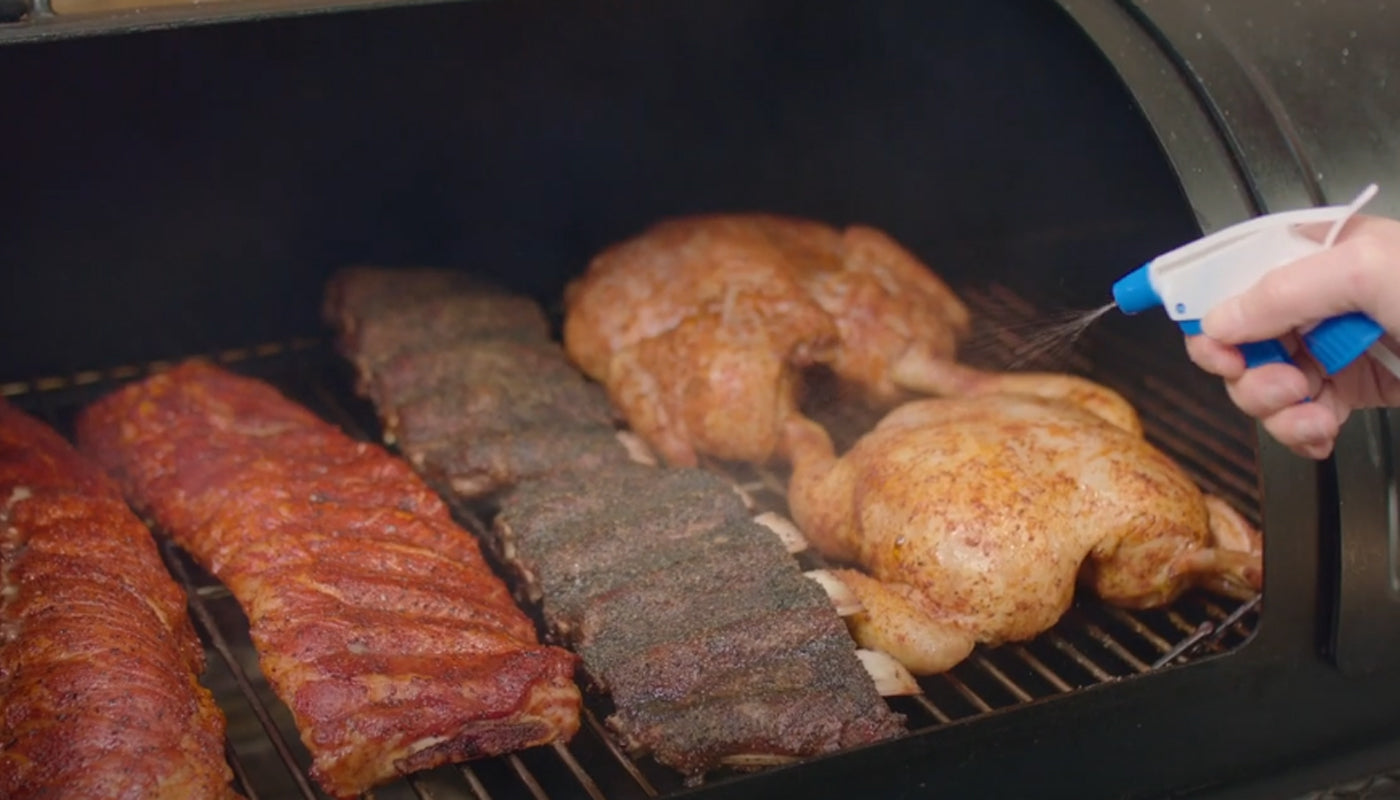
[
  {"left": 73, "top": 361, "right": 583, "bottom": 800},
  {"left": 324, "top": 266, "right": 638, "bottom": 497},
  {"left": 496, "top": 462, "right": 907, "bottom": 776},
  {"left": 323, "top": 266, "right": 908, "bottom": 780},
  {"left": 0, "top": 398, "right": 240, "bottom": 800}
]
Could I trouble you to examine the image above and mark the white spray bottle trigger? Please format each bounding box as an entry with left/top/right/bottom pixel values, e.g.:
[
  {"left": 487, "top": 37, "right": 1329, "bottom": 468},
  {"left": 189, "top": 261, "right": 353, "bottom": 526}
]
[{"left": 1120, "top": 183, "right": 1391, "bottom": 376}]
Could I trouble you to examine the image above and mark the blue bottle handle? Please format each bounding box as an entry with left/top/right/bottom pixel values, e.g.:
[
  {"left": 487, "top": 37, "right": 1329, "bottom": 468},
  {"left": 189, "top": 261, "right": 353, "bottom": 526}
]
[
  {"left": 1237, "top": 339, "right": 1293, "bottom": 369},
  {"left": 1230, "top": 312, "right": 1385, "bottom": 375},
  {"left": 1304, "top": 312, "right": 1386, "bottom": 375}
]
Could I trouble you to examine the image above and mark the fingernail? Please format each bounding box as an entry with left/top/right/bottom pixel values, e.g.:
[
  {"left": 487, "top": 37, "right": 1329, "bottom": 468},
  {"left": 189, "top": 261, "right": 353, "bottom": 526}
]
[{"left": 1303, "top": 440, "right": 1335, "bottom": 460}]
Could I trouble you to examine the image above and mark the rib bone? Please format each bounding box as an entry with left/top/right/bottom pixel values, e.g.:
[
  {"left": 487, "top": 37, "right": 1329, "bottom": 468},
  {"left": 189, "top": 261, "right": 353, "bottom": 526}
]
[
  {"left": 616, "top": 430, "right": 658, "bottom": 466},
  {"left": 804, "top": 569, "right": 864, "bottom": 616},
  {"left": 757, "top": 511, "right": 810, "bottom": 554},
  {"left": 856, "top": 649, "right": 921, "bottom": 697}
]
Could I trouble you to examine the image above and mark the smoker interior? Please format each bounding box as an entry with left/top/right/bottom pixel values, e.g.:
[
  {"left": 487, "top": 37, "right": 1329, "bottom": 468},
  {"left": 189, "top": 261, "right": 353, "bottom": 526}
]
[
  {"left": 2, "top": 282, "right": 1262, "bottom": 800},
  {"left": 0, "top": 0, "right": 1209, "bottom": 380},
  {"left": 0, "top": 0, "right": 1289, "bottom": 798}
]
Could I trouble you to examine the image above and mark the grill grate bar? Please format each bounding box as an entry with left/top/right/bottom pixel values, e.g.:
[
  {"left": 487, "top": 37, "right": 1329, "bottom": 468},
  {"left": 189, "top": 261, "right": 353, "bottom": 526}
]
[
  {"left": 1081, "top": 622, "right": 1151, "bottom": 673},
  {"left": 225, "top": 741, "right": 262, "bottom": 800},
  {"left": 1166, "top": 610, "right": 1202, "bottom": 638},
  {"left": 1009, "top": 645, "right": 1074, "bottom": 693},
  {"left": 1047, "top": 634, "right": 1116, "bottom": 683},
  {"left": 942, "top": 674, "right": 994, "bottom": 713},
  {"left": 972, "top": 655, "right": 1035, "bottom": 703},
  {"left": 583, "top": 708, "right": 659, "bottom": 798},
  {"left": 159, "top": 541, "right": 321, "bottom": 800},
  {"left": 1203, "top": 597, "right": 1259, "bottom": 640},
  {"left": 506, "top": 754, "right": 550, "bottom": 800},
  {"left": 1151, "top": 621, "right": 1217, "bottom": 669},
  {"left": 459, "top": 766, "right": 494, "bottom": 800},
  {"left": 912, "top": 695, "right": 953, "bottom": 724},
  {"left": 551, "top": 741, "right": 610, "bottom": 800},
  {"left": 1102, "top": 607, "right": 1175, "bottom": 655}
]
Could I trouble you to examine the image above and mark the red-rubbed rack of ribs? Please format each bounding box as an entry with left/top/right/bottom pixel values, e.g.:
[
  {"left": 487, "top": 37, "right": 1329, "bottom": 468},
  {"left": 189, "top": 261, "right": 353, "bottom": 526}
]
[
  {"left": 73, "top": 360, "right": 582, "bottom": 800},
  {"left": 0, "top": 398, "right": 239, "bottom": 800},
  {"left": 322, "top": 266, "right": 907, "bottom": 780}
]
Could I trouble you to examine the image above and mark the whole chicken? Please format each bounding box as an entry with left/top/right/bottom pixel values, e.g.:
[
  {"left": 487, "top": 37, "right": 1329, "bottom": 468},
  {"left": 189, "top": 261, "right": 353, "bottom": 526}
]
[
  {"left": 562, "top": 213, "right": 970, "bottom": 467},
  {"left": 784, "top": 362, "right": 1263, "bottom": 675}
]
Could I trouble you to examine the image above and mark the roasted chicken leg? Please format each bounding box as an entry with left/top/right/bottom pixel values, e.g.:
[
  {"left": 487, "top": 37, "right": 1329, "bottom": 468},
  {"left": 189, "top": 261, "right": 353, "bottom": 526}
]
[{"left": 785, "top": 367, "right": 1263, "bottom": 675}]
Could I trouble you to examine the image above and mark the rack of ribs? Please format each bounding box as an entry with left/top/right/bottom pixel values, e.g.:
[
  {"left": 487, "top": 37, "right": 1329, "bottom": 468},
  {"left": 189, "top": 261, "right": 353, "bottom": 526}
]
[
  {"left": 74, "top": 361, "right": 582, "bottom": 800},
  {"left": 0, "top": 399, "right": 238, "bottom": 800},
  {"left": 324, "top": 266, "right": 636, "bottom": 498},
  {"left": 495, "top": 461, "right": 907, "bottom": 777},
  {"left": 323, "top": 266, "right": 907, "bottom": 780}
]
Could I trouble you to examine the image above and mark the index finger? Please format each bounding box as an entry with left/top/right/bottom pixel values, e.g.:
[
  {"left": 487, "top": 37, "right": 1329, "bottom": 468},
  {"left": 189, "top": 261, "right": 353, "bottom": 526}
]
[{"left": 1201, "top": 215, "right": 1400, "bottom": 344}]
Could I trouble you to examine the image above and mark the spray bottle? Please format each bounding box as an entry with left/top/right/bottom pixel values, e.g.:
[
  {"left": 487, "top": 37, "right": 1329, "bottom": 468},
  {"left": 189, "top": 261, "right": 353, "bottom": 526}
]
[{"left": 1112, "top": 183, "right": 1400, "bottom": 379}]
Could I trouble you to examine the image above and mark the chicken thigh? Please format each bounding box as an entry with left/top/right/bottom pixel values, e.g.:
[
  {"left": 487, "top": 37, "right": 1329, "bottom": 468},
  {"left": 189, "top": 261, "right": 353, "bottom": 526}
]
[
  {"left": 562, "top": 213, "right": 969, "bottom": 467},
  {"left": 784, "top": 371, "right": 1262, "bottom": 676}
]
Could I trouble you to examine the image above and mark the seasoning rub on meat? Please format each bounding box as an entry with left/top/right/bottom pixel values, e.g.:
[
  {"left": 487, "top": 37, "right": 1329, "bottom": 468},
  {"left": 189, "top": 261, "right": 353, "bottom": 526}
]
[
  {"left": 324, "top": 266, "right": 636, "bottom": 498},
  {"left": 495, "top": 461, "right": 908, "bottom": 777},
  {"left": 0, "top": 399, "right": 238, "bottom": 800},
  {"left": 324, "top": 266, "right": 907, "bottom": 780},
  {"left": 74, "top": 361, "right": 582, "bottom": 800}
]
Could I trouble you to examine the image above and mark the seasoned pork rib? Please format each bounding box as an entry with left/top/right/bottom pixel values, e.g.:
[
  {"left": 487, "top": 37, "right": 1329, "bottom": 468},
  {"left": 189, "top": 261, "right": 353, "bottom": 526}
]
[
  {"left": 0, "top": 399, "right": 238, "bottom": 800},
  {"left": 324, "top": 265, "right": 553, "bottom": 375},
  {"left": 324, "top": 267, "right": 906, "bottom": 779},
  {"left": 75, "top": 362, "right": 581, "bottom": 800},
  {"left": 325, "top": 266, "right": 632, "bottom": 498},
  {"left": 495, "top": 462, "right": 906, "bottom": 776}
]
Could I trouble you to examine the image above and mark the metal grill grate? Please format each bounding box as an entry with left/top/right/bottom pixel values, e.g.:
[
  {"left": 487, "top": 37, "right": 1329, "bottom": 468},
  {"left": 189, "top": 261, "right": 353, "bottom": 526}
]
[{"left": 2, "top": 285, "right": 1263, "bottom": 800}]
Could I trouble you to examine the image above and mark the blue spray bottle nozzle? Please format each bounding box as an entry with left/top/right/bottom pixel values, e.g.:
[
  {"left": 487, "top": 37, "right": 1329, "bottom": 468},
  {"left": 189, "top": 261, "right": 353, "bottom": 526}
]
[{"left": 1111, "top": 262, "right": 1160, "bottom": 315}]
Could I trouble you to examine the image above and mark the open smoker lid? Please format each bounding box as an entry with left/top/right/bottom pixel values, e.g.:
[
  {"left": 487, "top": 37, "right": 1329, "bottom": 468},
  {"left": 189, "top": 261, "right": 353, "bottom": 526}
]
[
  {"left": 1064, "top": 0, "right": 1400, "bottom": 226},
  {"left": 1063, "top": 0, "right": 1400, "bottom": 676}
]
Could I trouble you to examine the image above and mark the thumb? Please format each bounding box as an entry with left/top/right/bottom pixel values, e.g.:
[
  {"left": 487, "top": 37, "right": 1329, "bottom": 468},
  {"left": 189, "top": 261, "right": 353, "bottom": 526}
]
[{"left": 1201, "top": 216, "right": 1400, "bottom": 344}]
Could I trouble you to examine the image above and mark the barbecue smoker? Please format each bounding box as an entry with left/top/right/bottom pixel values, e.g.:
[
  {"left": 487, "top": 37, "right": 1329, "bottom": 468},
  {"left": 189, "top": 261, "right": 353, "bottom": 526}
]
[{"left": 2, "top": 0, "right": 1399, "bottom": 798}]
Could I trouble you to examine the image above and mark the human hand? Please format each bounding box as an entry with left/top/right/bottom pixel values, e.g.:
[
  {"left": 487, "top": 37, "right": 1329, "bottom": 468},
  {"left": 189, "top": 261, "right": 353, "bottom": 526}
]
[{"left": 1184, "top": 214, "right": 1400, "bottom": 459}]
